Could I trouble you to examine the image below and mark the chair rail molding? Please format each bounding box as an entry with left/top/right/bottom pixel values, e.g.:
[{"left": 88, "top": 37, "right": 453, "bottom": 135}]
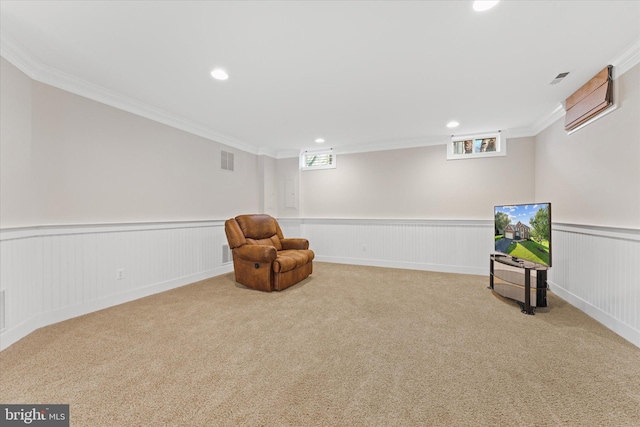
[
  {"left": 548, "top": 222, "right": 640, "bottom": 348},
  {"left": 1, "top": 218, "right": 638, "bottom": 350},
  {"left": 279, "top": 218, "right": 640, "bottom": 348},
  {"left": 278, "top": 217, "right": 494, "bottom": 275},
  {"left": 0, "top": 220, "right": 233, "bottom": 351}
]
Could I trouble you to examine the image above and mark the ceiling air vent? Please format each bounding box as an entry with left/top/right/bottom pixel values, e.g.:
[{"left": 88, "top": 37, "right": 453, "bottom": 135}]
[{"left": 550, "top": 72, "right": 570, "bottom": 85}]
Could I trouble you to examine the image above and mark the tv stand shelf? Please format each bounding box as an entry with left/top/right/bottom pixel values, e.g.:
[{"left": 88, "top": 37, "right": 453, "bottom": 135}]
[{"left": 490, "top": 254, "right": 548, "bottom": 315}]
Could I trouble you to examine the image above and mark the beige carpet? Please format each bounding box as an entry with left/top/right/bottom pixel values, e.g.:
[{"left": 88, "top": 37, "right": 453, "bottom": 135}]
[{"left": 1, "top": 262, "right": 639, "bottom": 426}]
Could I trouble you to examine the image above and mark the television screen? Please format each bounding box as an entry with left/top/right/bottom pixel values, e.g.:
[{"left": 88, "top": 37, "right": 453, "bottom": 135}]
[{"left": 494, "top": 203, "right": 552, "bottom": 267}]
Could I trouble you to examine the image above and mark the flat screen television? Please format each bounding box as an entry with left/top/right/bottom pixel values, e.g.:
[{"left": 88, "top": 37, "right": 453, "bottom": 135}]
[{"left": 494, "top": 203, "right": 552, "bottom": 267}]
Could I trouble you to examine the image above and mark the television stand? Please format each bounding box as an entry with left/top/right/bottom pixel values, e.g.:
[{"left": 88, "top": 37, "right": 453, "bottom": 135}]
[{"left": 489, "top": 254, "right": 548, "bottom": 315}]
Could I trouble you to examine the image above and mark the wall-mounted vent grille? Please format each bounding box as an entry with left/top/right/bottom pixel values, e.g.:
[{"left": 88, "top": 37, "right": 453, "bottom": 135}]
[
  {"left": 0, "top": 289, "right": 6, "bottom": 330},
  {"left": 221, "top": 150, "right": 235, "bottom": 171},
  {"left": 550, "top": 72, "right": 570, "bottom": 85},
  {"left": 222, "top": 244, "right": 232, "bottom": 264}
]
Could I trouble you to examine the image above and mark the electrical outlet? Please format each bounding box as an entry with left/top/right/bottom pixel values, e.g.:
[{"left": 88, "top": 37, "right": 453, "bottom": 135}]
[{"left": 116, "top": 268, "right": 125, "bottom": 280}]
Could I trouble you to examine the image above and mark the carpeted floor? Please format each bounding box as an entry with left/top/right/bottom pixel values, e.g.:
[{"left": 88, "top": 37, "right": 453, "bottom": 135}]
[{"left": 1, "top": 262, "right": 639, "bottom": 426}]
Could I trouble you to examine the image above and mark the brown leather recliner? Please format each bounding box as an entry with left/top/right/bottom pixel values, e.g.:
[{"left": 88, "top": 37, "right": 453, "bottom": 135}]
[{"left": 224, "top": 214, "right": 314, "bottom": 291}]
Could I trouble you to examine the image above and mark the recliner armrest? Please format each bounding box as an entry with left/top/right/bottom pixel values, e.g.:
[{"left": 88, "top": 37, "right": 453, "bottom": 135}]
[
  {"left": 234, "top": 245, "right": 277, "bottom": 263},
  {"left": 280, "top": 238, "right": 309, "bottom": 250}
]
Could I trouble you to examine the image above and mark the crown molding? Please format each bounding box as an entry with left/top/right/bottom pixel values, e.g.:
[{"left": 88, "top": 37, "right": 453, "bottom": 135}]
[
  {"left": 335, "top": 135, "right": 449, "bottom": 157},
  {"left": 273, "top": 149, "right": 300, "bottom": 159},
  {"left": 0, "top": 34, "right": 260, "bottom": 155},
  {"left": 527, "top": 39, "right": 640, "bottom": 137},
  {"left": 0, "top": 34, "right": 39, "bottom": 78},
  {"left": 3, "top": 32, "right": 638, "bottom": 157},
  {"left": 610, "top": 38, "right": 640, "bottom": 79},
  {"left": 526, "top": 104, "right": 566, "bottom": 137},
  {"left": 279, "top": 40, "right": 640, "bottom": 155},
  {"left": 257, "top": 147, "right": 281, "bottom": 158},
  {"left": 273, "top": 135, "right": 451, "bottom": 159}
]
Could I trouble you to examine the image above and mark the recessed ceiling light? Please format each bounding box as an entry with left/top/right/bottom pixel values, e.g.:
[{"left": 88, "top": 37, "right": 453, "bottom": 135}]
[
  {"left": 211, "top": 68, "right": 229, "bottom": 80},
  {"left": 446, "top": 121, "right": 460, "bottom": 128},
  {"left": 315, "top": 138, "right": 325, "bottom": 143},
  {"left": 473, "top": 1, "right": 499, "bottom": 12}
]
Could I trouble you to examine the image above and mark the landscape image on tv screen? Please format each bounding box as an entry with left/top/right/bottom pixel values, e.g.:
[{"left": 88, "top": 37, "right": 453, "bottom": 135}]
[{"left": 494, "top": 203, "right": 551, "bottom": 267}]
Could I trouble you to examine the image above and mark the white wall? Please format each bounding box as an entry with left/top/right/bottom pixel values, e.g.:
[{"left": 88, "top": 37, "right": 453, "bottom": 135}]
[
  {"left": 299, "top": 138, "right": 536, "bottom": 219},
  {"left": 258, "top": 155, "right": 278, "bottom": 216},
  {"left": 1, "top": 57, "right": 261, "bottom": 228},
  {"left": 535, "top": 64, "right": 640, "bottom": 229},
  {"left": 0, "top": 56, "right": 257, "bottom": 350},
  {"left": 2, "top": 55, "right": 639, "bottom": 350},
  {"left": 0, "top": 222, "right": 233, "bottom": 351},
  {"left": 0, "top": 57, "right": 39, "bottom": 225},
  {"left": 276, "top": 156, "right": 301, "bottom": 217},
  {"left": 532, "top": 63, "right": 640, "bottom": 347},
  {"left": 279, "top": 64, "right": 640, "bottom": 347},
  {"left": 280, "top": 218, "right": 493, "bottom": 276}
]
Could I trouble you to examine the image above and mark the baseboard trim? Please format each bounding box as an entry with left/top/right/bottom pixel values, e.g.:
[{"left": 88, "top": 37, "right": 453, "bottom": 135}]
[
  {"left": 548, "top": 280, "right": 640, "bottom": 348},
  {"left": 0, "top": 265, "right": 233, "bottom": 351},
  {"left": 316, "top": 256, "right": 487, "bottom": 276}
]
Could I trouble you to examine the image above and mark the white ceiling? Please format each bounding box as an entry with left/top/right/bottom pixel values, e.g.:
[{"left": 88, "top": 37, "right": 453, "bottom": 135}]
[{"left": 1, "top": 1, "right": 639, "bottom": 157}]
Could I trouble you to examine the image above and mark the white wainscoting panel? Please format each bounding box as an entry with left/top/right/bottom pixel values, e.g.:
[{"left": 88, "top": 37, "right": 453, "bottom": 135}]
[
  {"left": 2, "top": 218, "right": 638, "bottom": 351},
  {"left": 279, "top": 218, "right": 495, "bottom": 275},
  {"left": 0, "top": 221, "right": 233, "bottom": 351},
  {"left": 549, "top": 223, "right": 640, "bottom": 348},
  {"left": 280, "top": 218, "right": 640, "bottom": 348}
]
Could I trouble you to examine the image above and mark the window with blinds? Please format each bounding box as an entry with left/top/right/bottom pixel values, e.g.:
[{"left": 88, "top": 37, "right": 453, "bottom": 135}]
[
  {"left": 300, "top": 149, "right": 336, "bottom": 170},
  {"left": 565, "top": 65, "right": 614, "bottom": 133}
]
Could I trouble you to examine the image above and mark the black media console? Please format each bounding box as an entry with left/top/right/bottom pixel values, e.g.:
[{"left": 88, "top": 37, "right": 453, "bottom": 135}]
[{"left": 489, "top": 254, "right": 548, "bottom": 315}]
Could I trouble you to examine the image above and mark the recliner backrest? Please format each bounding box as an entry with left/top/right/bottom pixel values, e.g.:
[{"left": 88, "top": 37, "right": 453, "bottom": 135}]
[{"left": 229, "top": 214, "right": 284, "bottom": 250}]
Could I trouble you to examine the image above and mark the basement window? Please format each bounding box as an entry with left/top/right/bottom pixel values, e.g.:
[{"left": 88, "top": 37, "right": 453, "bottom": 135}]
[
  {"left": 300, "top": 149, "right": 336, "bottom": 170},
  {"left": 447, "top": 132, "right": 505, "bottom": 160}
]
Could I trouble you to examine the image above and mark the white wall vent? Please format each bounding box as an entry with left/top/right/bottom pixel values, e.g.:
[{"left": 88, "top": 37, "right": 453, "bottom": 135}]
[
  {"left": 222, "top": 244, "right": 232, "bottom": 264},
  {"left": 0, "top": 289, "right": 6, "bottom": 330},
  {"left": 221, "top": 150, "right": 235, "bottom": 171}
]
